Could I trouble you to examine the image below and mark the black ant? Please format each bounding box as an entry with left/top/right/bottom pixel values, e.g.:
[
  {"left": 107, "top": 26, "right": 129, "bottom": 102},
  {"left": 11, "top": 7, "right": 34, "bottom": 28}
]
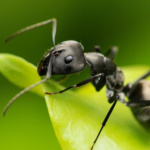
[
  {"left": 123, "top": 72, "right": 150, "bottom": 133},
  {"left": 3, "top": 18, "right": 150, "bottom": 150}
]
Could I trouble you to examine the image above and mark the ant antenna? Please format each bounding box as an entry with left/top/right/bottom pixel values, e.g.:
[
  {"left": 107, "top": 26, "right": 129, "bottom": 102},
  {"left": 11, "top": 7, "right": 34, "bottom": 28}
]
[
  {"left": 3, "top": 78, "right": 48, "bottom": 116},
  {"left": 5, "top": 18, "right": 57, "bottom": 46},
  {"left": 3, "top": 53, "right": 53, "bottom": 116},
  {"left": 3, "top": 18, "right": 57, "bottom": 116}
]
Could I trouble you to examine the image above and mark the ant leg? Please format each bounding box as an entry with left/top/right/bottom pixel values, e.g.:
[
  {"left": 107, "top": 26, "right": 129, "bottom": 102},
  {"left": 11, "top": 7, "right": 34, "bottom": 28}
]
[
  {"left": 132, "top": 70, "right": 150, "bottom": 87},
  {"left": 91, "top": 98, "right": 118, "bottom": 150},
  {"left": 106, "top": 88, "right": 126, "bottom": 104},
  {"left": 90, "top": 45, "right": 101, "bottom": 53},
  {"left": 5, "top": 18, "right": 57, "bottom": 45},
  {"left": 123, "top": 70, "right": 150, "bottom": 97},
  {"left": 45, "top": 73, "right": 104, "bottom": 95},
  {"left": 104, "top": 46, "right": 118, "bottom": 60},
  {"left": 90, "top": 45, "right": 118, "bottom": 60}
]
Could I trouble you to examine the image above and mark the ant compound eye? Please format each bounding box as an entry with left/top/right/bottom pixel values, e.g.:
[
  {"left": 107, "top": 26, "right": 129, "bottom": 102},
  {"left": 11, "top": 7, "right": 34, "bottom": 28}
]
[{"left": 65, "top": 55, "right": 73, "bottom": 64}]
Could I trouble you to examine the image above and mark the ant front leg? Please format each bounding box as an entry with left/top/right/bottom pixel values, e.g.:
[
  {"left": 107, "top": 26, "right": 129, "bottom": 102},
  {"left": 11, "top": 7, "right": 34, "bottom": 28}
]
[{"left": 45, "top": 73, "right": 104, "bottom": 95}]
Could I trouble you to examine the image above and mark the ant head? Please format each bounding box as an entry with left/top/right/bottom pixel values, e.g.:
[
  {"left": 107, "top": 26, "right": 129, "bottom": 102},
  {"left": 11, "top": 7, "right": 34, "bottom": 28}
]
[{"left": 38, "top": 40, "right": 86, "bottom": 76}]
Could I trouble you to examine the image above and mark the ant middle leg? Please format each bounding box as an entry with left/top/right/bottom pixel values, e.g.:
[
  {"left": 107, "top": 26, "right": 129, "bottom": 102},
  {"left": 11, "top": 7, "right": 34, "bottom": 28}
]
[{"left": 91, "top": 93, "right": 119, "bottom": 150}]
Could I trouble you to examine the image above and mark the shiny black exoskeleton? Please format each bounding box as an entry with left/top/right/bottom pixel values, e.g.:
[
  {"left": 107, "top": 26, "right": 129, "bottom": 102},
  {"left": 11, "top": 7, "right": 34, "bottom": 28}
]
[
  {"left": 123, "top": 71, "right": 150, "bottom": 133},
  {"left": 37, "top": 40, "right": 125, "bottom": 105},
  {"left": 4, "top": 18, "right": 150, "bottom": 150}
]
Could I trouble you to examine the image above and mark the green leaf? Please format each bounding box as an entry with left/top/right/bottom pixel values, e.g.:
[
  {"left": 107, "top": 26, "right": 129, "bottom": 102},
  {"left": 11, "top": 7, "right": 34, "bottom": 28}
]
[
  {"left": 0, "top": 53, "right": 43, "bottom": 96},
  {"left": 0, "top": 53, "right": 150, "bottom": 150},
  {"left": 44, "top": 66, "right": 150, "bottom": 150}
]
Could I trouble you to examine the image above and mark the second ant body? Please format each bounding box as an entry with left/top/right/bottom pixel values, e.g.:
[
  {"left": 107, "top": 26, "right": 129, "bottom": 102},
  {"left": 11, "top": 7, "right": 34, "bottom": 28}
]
[{"left": 3, "top": 18, "right": 150, "bottom": 149}]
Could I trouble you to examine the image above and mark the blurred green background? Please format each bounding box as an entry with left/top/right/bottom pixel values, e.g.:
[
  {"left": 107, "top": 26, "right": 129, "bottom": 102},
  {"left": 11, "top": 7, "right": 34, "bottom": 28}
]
[{"left": 0, "top": 0, "right": 150, "bottom": 150}]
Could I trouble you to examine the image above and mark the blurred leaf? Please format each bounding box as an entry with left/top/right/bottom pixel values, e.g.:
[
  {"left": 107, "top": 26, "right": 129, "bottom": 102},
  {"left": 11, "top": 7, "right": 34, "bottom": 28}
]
[
  {"left": 0, "top": 53, "right": 43, "bottom": 96},
  {"left": 0, "top": 53, "right": 150, "bottom": 150}
]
